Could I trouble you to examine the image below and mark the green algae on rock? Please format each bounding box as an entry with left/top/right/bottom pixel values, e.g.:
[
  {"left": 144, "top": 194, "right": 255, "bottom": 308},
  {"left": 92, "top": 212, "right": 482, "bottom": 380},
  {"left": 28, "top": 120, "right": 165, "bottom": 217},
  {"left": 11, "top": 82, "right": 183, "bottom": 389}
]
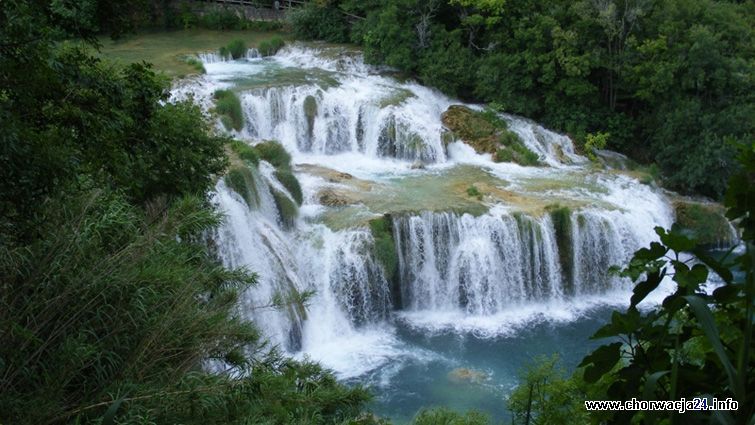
[{"left": 441, "top": 105, "right": 539, "bottom": 166}]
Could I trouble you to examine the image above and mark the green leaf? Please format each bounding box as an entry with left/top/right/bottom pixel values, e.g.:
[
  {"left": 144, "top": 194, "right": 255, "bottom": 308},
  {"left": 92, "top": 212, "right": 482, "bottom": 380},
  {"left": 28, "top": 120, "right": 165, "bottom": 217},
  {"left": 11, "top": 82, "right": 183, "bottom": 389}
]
[
  {"left": 642, "top": 370, "right": 668, "bottom": 401},
  {"left": 102, "top": 395, "right": 127, "bottom": 425},
  {"left": 693, "top": 247, "right": 734, "bottom": 284},
  {"left": 635, "top": 241, "right": 668, "bottom": 261},
  {"left": 579, "top": 342, "right": 622, "bottom": 383},
  {"left": 712, "top": 284, "right": 741, "bottom": 303},
  {"left": 631, "top": 269, "right": 665, "bottom": 308},
  {"left": 683, "top": 295, "right": 744, "bottom": 402},
  {"left": 657, "top": 227, "right": 696, "bottom": 252}
]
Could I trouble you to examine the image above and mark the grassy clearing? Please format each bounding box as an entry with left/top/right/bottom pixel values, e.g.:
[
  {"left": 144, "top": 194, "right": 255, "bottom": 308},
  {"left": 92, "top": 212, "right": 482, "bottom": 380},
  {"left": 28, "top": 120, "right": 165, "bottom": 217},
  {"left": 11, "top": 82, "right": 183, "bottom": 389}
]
[{"left": 98, "top": 29, "right": 287, "bottom": 77}]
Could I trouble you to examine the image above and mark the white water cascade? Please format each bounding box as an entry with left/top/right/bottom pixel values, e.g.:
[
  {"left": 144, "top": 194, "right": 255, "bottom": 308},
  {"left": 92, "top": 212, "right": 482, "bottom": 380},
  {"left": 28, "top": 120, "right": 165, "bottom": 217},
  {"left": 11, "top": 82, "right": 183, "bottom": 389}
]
[{"left": 173, "top": 44, "right": 710, "bottom": 399}]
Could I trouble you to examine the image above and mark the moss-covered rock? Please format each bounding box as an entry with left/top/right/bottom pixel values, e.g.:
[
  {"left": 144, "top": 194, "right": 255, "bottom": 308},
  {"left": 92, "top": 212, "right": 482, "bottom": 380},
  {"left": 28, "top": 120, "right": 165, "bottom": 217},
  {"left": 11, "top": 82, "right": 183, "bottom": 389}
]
[
  {"left": 441, "top": 105, "right": 540, "bottom": 166},
  {"left": 547, "top": 204, "right": 574, "bottom": 292},
  {"left": 275, "top": 169, "right": 303, "bottom": 205},
  {"left": 368, "top": 215, "right": 398, "bottom": 282},
  {"left": 303, "top": 95, "right": 317, "bottom": 139},
  {"left": 228, "top": 140, "right": 259, "bottom": 165},
  {"left": 673, "top": 201, "right": 734, "bottom": 247},
  {"left": 272, "top": 189, "right": 298, "bottom": 229},
  {"left": 253, "top": 140, "right": 292, "bottom": 169},
  {"left": 214, "top": 89, "right": 243, "bottom": 132},
  {"left": 225, "top": 165, "right": 258, "bottom": 208}
]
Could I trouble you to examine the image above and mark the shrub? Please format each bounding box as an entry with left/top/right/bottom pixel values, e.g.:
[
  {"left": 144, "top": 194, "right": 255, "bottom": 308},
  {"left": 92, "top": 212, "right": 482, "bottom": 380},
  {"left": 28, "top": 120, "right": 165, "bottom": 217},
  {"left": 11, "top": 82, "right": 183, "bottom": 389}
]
[
  {"left": 258, "top": 36, "right": 285, "bottom": 57},
  {"left": 214, "top": 89, "right": 244, "bottom": 132},
  {"left": 225, "top": 38, "right": 248, "bottom": 59},
  {"left": 200, "top": 9, "right": 242, "bottom": 30},
  {"left": 183, "top": 56, "right": 206, "bottom": 74},
  {"left": 466, "top": 185, "right": 482, "bottom": 200},
  {"left": 584, "top": 132, "right": 609, "bottom": 162}
]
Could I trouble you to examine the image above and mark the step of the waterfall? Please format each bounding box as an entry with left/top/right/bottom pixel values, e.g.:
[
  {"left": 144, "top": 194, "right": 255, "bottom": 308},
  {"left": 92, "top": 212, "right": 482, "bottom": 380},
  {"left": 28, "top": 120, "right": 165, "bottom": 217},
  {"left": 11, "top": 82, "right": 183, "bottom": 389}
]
[
  {"left": 393, "top": 210, "right": 633, "bottom": 315},
  {"left": 239, "top": 82, "right": 450, "bottom": 162}
]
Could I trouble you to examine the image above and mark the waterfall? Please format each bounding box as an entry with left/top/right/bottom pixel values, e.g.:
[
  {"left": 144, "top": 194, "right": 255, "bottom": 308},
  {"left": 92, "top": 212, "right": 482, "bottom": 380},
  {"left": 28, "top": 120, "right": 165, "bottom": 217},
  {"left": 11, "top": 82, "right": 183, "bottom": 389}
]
[
  {"left": 239, "top": 79, "right": 451, "bottom": 162},
  {"left": 198, "top": 48, "right": 260, "bottom": 63},
  {"left": 172, "top": 44, "right": 701, "bottom": 386},
  {"left": 392, "top": 208, "right": 651, "bottom": 315},
  {"left": 213, "top": 160, "right": 392, "bottom": 351}
]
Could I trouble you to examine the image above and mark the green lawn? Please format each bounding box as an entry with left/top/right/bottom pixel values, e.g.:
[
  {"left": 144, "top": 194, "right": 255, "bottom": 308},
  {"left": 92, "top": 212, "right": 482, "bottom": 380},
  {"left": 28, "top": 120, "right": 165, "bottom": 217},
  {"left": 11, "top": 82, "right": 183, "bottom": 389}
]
[{"left": 98, "top": 29, "right": 287, "bottom": 77}]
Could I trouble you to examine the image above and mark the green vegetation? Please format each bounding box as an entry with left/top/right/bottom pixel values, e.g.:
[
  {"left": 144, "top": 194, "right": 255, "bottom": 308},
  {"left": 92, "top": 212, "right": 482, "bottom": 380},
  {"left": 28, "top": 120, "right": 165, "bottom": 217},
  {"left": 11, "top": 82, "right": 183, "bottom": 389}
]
[
  {"left": 275, "top": 170, "right": 304, "bottom": 205},
  {"left": 220, "top": 38, "right": 248, "bottom": 59},
  {"left": 229, "top": 139, "right": 260, "bottom": 165},
  {"left": 466, "top": 185, "right": 483, "bottom": 200},
  {"left": 293, "top": 0, "right": 754, "bottom": 198},
  {"left": 225, "top": 165, "right": 259, "bottom": 207},
  {"left": 253, "top": 140, "right": 293, "bottom": 169},
  {"left": 368, "top": 216, "right": 399, "bottom": 282},
  {"left": 441, "top": 105, "right": 539, "bottom": 166},
  {"left": 304, "top": 95, "right": 318, "bottom": 137},
  {"left": 271, "top": 189, "right": 298, "bottom": 229},
  {"left": 508, "top": 355, "right": 589, "bottom": 424},
  {"left": 214, "top": 89, "right": 244, "bottom": 132},
  {"left": 0, "top": 2, "right": 372, "bottom": 423},
  {"left": 547, "top": 205, "right": 574, "bottom": 291},
  {"left": 584, "top": 132, "right": 609, "bottom": 162},
  {"left": 183, "top": 55, "right": 206, "bottom": 74},
  {"left": 258, "top": 36, "right": 286, "bottom": 57},
  {"left": 412, "top": 408, "right": 489, "bottom": 425},
  {"left": 673, "top": 201, "right": 733, "bottom": 247},
  {"left": 288, "top": 3, "right": 350, "bottom": 43}
]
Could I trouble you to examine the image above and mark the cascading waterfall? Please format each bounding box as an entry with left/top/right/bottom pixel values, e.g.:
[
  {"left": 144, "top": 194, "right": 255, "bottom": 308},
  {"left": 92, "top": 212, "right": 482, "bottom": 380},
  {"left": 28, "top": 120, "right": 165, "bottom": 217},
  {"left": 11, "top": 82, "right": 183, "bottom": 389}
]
[
  {"left": 198, "top": 48, "right": 261, "bottom": 63},
  {"left": 392, "top": 209, "right": 641, "bottom": 315},
  {"left": 240, "top": 79, "right": 450, "bottom": 162},
  {"left": 213, "top": 159, "right": 393, "bottom": 351},
  {"left": 172, "top": 45, "right": 732, "bottom": 406}
]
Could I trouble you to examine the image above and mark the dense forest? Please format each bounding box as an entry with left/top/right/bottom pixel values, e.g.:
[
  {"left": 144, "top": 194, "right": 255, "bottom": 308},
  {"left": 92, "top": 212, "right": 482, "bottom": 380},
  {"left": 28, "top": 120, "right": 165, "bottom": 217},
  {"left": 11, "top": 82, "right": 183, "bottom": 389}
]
[
  {"left": 290, "top": 0, "right": 754, "bottom": 198},
  {"left": 1, "top": 0, "right": 753, "bottom": 424}
]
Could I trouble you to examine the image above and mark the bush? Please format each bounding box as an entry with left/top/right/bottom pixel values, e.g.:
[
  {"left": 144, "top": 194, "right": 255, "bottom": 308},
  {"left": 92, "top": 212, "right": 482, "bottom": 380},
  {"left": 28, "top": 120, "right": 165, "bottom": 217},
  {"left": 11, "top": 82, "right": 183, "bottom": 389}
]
[
  {"left": 225, "top": 38, "right": 248, "bottom": 59},
  {"left": 258, "top": 36, "right": 285, "bottom": 57},
  {"left": 214, "top": 89, "right": 244, "bottom": 131},
  {"left": 466, "top": 185, "right": 482, "bottom": 200},
  {"left": 183, "top": 56, "right": 205, "bottom": 74}
]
